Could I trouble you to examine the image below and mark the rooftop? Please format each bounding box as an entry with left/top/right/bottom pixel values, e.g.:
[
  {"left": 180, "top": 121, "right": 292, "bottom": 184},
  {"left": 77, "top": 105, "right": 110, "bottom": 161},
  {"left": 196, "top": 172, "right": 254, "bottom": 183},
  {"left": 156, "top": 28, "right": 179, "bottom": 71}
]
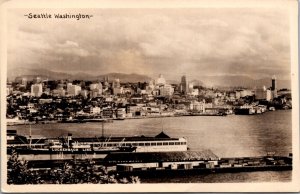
[{"left": 104, "top": 150, "right": 219, "bottom": 163}]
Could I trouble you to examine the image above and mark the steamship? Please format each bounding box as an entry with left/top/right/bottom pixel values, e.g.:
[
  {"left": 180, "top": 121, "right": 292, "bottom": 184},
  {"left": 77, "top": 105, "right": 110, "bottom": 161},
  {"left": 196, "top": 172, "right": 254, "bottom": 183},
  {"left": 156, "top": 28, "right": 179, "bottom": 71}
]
[{"left": 7, "top": 129, "right": 188, "bottom": 160}]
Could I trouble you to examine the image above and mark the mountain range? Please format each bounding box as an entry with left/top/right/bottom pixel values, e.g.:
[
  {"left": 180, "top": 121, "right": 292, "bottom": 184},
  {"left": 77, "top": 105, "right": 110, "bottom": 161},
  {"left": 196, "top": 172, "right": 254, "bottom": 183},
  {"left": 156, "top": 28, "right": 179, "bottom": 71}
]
[
  {"left": 195, "top": 75, "right": 291, "bottom": 89},
  {"left": 7, "top": 68, "right": 291, "bottom": 89},
  {"left": 8, "top": 68, "right": 152, "bottom": 83}
]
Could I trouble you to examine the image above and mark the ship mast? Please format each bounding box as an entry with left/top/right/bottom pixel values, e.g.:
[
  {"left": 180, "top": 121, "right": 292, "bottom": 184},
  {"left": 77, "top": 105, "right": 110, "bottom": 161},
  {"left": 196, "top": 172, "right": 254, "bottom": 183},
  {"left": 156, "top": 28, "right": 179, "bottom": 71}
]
[
  {"left": 101, "top": 122, "right": 104, "bottom": 137},
  {"left": 29, "top": 124, "right": 32, "bottom": 148},
  {"left": 161, "top": 116, "right": 164, "bottom": 132}
]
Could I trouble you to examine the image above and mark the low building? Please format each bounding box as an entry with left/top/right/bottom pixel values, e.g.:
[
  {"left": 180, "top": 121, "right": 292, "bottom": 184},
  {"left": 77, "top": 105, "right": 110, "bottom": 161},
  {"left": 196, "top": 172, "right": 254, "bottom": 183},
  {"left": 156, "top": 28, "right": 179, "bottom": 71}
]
[
  {"left": 131, "top": 97, "right": 143, "bottom": 104},
  {"left": 39, "top": 99, "right": 53, "bottom": 104},
  {"left": 126, "top": 105, "right": 142, "bottom": 117},
  {"left": 240, "top": 89, "right": 254, "bottom": 97},
  {"left": 102, "top": 109, "right": 114, "bottom": 118},
  {"left": 90, "top": 107, "right": 101, "bottom": 114},
  {"left": 104, "top": 150, "right": 219, "bottom": 169},
  {"left": 52, "top": 88, "right": 66, "bottom": 97},
  {"left": 113, "top": 87, "right": 124, "bottom": 95},
  {"left": 116, "top": 108, "right": 126, "bottom": 119},
  {"left": 255, "top": 86, "right": 272, "bottom": 101},
  {"left": 190, "top": 88, "right": 199, "bottom": 96},
  {"left": 67, "top": 84, "right": 81, "bottom": 96},
  {"left": 6, "top": 87, "right": 12, "bottom": 96},
  {"left": 159, "top": 84, "right": 174, "bottom": 96},
  {"left": 189, "top": 101, "right": 205, "bottom": 112}
]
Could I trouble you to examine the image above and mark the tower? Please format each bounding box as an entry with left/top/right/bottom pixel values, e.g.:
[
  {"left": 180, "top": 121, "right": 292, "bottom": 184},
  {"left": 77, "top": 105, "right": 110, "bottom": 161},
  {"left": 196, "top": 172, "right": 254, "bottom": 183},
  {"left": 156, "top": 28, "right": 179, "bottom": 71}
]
[
  {"left": 271, "top": 75, "right": 276, "bottom": 91},
  {"left": 271, "top": 75, "right": 277, "bottom": 98},
  {"left": 181, "top": 75, "right": 188, "bottom": 95}
]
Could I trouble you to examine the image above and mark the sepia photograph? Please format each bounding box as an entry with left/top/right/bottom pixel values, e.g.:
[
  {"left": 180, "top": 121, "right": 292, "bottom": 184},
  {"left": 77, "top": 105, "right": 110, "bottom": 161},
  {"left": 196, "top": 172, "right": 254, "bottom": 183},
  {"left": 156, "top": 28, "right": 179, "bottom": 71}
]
[{"left": 1, "top": 0, "right": 299, "bottom": 192}]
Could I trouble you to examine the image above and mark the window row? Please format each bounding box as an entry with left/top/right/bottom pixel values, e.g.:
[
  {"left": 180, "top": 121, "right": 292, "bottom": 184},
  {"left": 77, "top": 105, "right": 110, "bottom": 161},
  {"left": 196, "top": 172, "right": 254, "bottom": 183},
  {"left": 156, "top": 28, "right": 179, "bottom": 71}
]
[{"left": 90, "top": 141, "right": 187, "bottom": 147}]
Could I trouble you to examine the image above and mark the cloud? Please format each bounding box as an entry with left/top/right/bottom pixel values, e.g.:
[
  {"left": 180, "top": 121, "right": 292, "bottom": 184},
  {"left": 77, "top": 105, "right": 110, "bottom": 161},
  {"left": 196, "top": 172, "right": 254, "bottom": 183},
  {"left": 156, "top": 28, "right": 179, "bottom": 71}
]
[
  {"left": 55, "top": 40, "right": 90, "bottom": 57},
  {"left": 7, "top": 8, "right": 291, "bottom": 80},
  {"left": 60, "top": 40, "right": 79, "bottom": 47}
]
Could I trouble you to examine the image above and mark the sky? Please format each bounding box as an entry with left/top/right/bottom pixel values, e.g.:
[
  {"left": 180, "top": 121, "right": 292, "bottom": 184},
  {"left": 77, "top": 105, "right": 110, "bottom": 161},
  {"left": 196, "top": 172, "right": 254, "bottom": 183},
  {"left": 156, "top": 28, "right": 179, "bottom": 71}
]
[{"left": 7, "top": 8, "right": 291, "bottom": 80}]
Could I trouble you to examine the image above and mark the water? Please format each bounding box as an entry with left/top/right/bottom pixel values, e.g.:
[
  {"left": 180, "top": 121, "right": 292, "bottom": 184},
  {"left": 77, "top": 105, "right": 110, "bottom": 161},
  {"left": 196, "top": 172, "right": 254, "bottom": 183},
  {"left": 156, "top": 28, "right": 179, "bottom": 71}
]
[{"left": 8, "top": 110, "right": 292, "bottom": 182}]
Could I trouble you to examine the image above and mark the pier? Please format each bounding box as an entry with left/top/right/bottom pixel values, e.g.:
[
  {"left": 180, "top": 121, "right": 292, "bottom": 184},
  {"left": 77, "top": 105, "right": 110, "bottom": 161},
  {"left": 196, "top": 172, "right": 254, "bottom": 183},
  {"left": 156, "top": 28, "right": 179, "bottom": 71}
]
[{"left": 20, "top": 151, "right": 292, "bottom": 176}]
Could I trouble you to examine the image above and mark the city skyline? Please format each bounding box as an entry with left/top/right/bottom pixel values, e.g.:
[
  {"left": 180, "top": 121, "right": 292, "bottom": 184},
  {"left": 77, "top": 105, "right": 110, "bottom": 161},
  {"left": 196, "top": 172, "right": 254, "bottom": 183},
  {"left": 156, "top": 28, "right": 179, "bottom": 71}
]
[
  {"left": 8, "top": 69, "right": 292, "bottom": 90},
  {"left": 7, "top": 8, "right": 291, "bottom": 81}
]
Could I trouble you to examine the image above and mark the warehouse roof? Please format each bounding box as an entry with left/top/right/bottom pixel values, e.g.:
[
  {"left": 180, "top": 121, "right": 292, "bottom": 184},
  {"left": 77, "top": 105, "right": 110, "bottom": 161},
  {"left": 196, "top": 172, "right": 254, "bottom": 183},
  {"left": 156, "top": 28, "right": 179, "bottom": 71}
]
[
  {"left": 155, "top": 131, "right": 170, "bottom": 138},
  {"left": 104, "top": 150, "right": 219, "bottom": 164}
]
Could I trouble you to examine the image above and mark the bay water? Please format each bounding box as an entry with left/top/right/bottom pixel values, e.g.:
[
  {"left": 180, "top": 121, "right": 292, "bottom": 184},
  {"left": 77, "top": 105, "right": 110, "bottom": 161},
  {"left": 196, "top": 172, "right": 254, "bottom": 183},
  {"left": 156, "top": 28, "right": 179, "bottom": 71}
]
[{"left": 8, "top": 110, "right": 292, "bottom": 182}]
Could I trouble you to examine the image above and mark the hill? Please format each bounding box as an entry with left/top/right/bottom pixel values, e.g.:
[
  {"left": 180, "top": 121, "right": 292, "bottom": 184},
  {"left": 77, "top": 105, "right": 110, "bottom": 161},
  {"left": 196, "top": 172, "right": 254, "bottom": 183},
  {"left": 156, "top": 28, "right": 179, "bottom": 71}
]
[
  {"left": 199, "top": 75, "right": 291, "bottom": 89},
  {"left": 7, "top": 68, "right": 151, "bottom": 83}
]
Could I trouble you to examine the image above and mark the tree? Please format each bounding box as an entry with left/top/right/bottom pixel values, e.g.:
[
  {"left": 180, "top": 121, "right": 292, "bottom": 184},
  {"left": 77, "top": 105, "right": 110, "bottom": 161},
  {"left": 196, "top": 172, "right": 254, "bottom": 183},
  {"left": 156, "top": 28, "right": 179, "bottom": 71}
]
[
  {"left": 7, "top": 151, "right": 140, "bottom": 184},
  {"left": 7, "top": 149, "right": 39, "bottom": 184}
]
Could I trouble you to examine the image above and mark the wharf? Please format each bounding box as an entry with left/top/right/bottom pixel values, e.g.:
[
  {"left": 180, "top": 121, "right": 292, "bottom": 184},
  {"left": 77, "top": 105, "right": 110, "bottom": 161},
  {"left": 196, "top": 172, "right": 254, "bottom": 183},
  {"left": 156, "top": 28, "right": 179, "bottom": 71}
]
[
  {"left": 108, "top": 152, "right": 292, "bottom": 177},
  {"left": 23, "top": 151, "right": 292, "bottom": 176},
  {"left": 113, "top": 165, "right": 292, "bottom": 178}
]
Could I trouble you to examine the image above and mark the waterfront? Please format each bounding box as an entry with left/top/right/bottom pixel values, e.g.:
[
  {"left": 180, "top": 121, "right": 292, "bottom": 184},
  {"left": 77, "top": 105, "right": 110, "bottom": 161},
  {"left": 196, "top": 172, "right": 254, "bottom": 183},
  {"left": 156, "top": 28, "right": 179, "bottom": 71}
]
[
  {"left": 7, "top": 110, "right": 292, "bottom": 182},
  {"left": 9, "top": 110, "right": 292, "bottom": 157}
]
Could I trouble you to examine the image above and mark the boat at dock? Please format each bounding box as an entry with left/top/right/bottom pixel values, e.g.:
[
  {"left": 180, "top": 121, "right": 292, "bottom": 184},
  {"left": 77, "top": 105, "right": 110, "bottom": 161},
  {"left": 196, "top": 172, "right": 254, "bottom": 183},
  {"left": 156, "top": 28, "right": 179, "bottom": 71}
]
[
  {"left": 7, "top": 129, "right": 188, "bottom": 161},
  {"left": 6, "top": 117, "right": 35, "bottom": 126},
  {"left": 234, "top": 104, "right": 267, "bottom": 115},
  {"left": 7, "top": 130, "right": 137, "bottom": 160},
  {"left": 183, "top": 112, "right": 227, "bottom": 116},
  {"left": 83, "top": 118, "right": 113, "bottom": 122}
]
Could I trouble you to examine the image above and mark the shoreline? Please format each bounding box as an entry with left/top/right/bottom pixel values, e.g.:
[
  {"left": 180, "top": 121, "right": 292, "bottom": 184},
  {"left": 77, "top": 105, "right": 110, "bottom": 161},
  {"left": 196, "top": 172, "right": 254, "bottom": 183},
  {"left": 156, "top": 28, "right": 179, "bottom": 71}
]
[
  {"left": 8, "top": 110, "right": 285, "bottom": 126},
  {"left": 6, "top": 110, "right": 286, "bottom": 126}
]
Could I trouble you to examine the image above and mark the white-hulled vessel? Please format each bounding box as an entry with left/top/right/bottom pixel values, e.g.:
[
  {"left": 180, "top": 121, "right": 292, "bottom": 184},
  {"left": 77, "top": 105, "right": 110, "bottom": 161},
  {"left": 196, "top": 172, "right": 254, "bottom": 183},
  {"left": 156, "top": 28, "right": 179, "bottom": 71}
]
[{"left": 7, "top": 130, "right": 188, "bottom": 161}]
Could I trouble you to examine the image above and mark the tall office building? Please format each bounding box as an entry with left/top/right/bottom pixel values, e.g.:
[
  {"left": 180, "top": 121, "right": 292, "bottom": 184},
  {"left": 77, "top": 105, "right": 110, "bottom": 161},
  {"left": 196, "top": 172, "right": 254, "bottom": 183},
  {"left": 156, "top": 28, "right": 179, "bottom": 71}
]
[
  {"left": 271, "top": 75, "right": 276, "bottom": 91},
  {"left": 159, "top": 84, "right": 174, "bottom": 96},
  {"left": 181, "top": 75, "right": 188, "bottom": 95},
  {"left": 90, "top": 82, "right": 103, "bottom": 97},
  {"left": 103, "top": 76, "right": 109, "bottom": 88},
  {"left": 112, "top": 79, "right": 121, "bottom": 88},
  {"left": 112, "top": 78, "right": 123, "bottom": 95},
  {"left": 90, "top": 83, "right": 103, "bottom": 91},
  {"left": 67, "top": 84, "right": 81, "bottom": 96},
  {"left": 52, "top": 88, "right": 66, "bottom": 97},
  {"left": 271, "top": 75, "right": 278, "bottom": 98},
  {"left": 188, "top": 82, "right": 194, "bottom": 94},
  {"left": 33, "top": 77, "right": 42, "bottom": 84},
  {"left": 31, "top": 83, "right": 43, "bottom": 97}
]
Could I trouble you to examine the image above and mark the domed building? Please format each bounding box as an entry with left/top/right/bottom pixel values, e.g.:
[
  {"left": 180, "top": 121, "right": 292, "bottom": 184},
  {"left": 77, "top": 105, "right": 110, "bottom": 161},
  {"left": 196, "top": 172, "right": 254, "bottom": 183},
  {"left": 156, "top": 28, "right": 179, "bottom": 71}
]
[{"left": 156, "top": 74, "right": 166, "bottom": 86}]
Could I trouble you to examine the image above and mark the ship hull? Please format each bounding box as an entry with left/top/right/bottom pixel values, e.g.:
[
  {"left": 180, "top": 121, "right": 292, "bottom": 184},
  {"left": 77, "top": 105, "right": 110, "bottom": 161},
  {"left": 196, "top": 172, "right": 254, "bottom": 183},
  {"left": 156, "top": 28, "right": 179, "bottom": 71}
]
[
  {"left": 7, "top": 130, "right": 187, "bottom": 161},
  {"left": 235, "top": 108, "right": 254, "bottom": 115},
  {"left": 7, "top": 147, "right": 136, "bottom": 161},
  {"left": 10, "top": 153, "right": 109, "bottom": 161}
]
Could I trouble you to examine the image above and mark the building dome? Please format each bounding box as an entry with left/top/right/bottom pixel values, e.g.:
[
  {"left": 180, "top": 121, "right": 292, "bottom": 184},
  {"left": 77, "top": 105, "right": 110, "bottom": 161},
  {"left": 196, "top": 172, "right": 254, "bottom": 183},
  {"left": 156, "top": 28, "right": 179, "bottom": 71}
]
[{"left": 156, "top": 74, "right": 166, "bottom": 86}]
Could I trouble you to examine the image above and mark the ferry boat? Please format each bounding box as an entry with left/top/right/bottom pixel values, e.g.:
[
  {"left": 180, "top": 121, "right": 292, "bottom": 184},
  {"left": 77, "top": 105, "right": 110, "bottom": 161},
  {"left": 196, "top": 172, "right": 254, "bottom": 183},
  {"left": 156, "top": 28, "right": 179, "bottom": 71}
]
[
  {"left": 7, "top": 130, "right": 188, "bottom": 160},
  {"left": 235, "top": 104, "right": 267, "bottom": 115},
  {"left": 235, "top": 107, "right": 255, "bottom": 115},
  {"left": 6, "top": 117, "right": 34, "bottom": 126}
]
